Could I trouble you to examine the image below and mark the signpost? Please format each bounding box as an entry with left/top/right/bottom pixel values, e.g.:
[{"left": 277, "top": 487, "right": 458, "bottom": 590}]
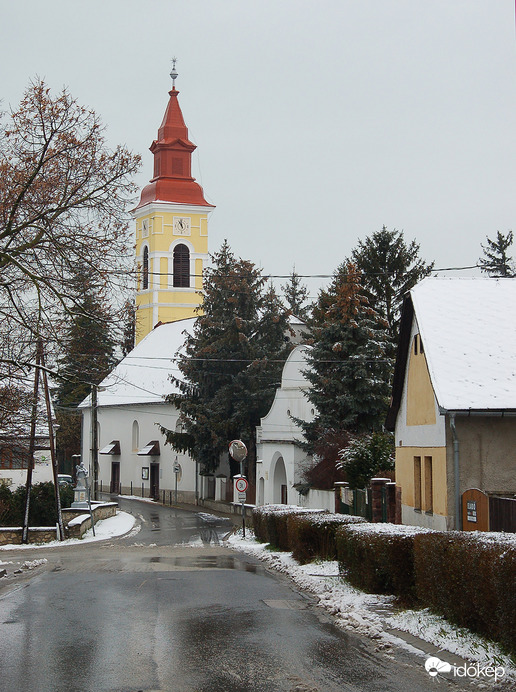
[
  {"left": 229, "top": 440, "right": 248, "bottom": 537},
  {"left": 173, "top": 458, "right": 181, "bottom": 505}
]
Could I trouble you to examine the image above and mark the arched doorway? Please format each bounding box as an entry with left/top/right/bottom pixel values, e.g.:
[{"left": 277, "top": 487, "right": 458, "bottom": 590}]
[{"left": 272, "top": 456, "right": 288, "bottom": 504}]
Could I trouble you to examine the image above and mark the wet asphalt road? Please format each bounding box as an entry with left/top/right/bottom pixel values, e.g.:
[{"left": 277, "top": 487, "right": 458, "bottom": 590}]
[{"left": 0, "top": 498, "right": 478, "bottom": 692}]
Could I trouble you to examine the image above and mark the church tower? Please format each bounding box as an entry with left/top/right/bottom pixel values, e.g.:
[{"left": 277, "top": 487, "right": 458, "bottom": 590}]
[{"left": 133, "top": 63, "right": 214, "bottom": 343}]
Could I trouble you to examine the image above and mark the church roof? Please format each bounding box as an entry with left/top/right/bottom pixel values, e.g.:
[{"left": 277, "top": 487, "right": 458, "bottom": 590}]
[
  {"left": 136, "top": 86, "right": 214, "bottom": 209},
  {"left": 387, "top": 277, "right": 516, "bottom": 427},
  {"left": 79, "top": 318, "right": 196, "bottom": 408}
]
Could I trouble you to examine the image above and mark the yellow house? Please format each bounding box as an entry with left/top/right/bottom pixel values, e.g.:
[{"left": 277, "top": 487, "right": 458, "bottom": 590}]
[
  {"left": 386, "top": 277, "right": 516, "bottom": 531},
  {"left": 132, "top": 68, "right": 214, "bottom": 343}
]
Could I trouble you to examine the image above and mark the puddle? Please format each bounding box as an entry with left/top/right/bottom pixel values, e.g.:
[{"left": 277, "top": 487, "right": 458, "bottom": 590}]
[{"left": 142, "top": 555, "right": 265, "bottom": 573}]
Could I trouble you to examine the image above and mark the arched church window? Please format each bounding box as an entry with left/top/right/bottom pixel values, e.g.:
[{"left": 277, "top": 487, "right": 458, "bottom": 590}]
[
  {"left": 132, "top": 420, "right": 139, "bottom": 452},
  {"left": 173, "top": 244, "right": 190, "bottom": 288},
  {"left": 142, "top": 246, "right": 149, "bottom": 290}
]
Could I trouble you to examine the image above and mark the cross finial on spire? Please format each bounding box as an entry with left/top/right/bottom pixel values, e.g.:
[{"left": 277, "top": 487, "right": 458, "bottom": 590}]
[{"left": 170, "top": 58, "right": 178, "bottom": 89}]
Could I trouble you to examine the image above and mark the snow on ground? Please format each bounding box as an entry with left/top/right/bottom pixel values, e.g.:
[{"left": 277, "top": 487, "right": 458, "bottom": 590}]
[
  {"left": 116, "top": 494, "right": 160, "bottom": 505},
  {"left": 0, "top": 511, "right": 137, "bottom": 550},
  {"left": 225, "top": 528, "right": 516, "bottom": 679}
]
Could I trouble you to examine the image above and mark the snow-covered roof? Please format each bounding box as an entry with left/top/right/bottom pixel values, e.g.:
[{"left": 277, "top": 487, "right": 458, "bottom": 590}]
[
  {"left": 411, "top": 277, "right": 516, "bottom": 411},
  {"left": 79, "top": 318, "right": 195, "bottom": 408}
]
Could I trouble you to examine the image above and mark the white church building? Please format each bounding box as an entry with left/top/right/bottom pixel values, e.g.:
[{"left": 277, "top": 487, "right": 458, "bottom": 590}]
[
  {"left": 79, "top": 318, "right": 231, "bottom": 503},
  {"left": 80, "top": 68, "right": 316, "bottom": 509}
]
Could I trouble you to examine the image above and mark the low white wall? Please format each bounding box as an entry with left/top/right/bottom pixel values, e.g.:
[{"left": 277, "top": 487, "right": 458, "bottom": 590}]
[{"left": 298, "top": 488, "right": 335, "bottom": 512}]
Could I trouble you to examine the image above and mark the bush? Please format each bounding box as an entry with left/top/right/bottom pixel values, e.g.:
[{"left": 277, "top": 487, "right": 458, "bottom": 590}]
[
  {"left": 252, "top": 505, "right": 327, "bottom": 549},
  {"left": 336, "top": 523, "right": 430, "bottom": 605},
  {"left": 287, "top": 513, "right": 366, "bottom": 564},
  {"left": 414, "top": 532, "right": 516, "bottom": 656},
  {"left": 0, "top": 482, "right": 75, "bottom": 527}
]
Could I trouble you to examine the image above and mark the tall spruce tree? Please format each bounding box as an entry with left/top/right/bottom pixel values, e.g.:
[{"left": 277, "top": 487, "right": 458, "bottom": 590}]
[
  {"left": 54, "top": 267, "right": 117, "bottom": 471},
  {"left": 300, "top": 262, "right": 392, "bottom": 459},
  {"left": 349, "top": 226, "right": 433, "bottom": 345},
  {"left": 479, "top": 231, "right": 515, "bottom": 277},
  {"left": 162, "top": 241, "right": 291, "bottom": 487},
  {"left": 281, "top": 267, "right": 310, "bottom": 320}
]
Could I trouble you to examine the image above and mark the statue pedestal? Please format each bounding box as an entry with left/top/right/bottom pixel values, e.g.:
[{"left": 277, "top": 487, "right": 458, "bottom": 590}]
[{"left": 71, "top": 486, "right": 89, "bottom": 509}]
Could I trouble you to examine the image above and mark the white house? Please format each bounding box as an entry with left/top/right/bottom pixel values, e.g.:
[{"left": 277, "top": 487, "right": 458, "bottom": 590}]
[
  {"left": 255, "top": 344, "right": 327, "bottom": 508},
  {"left": 0, "top": 378, "right": 55, "bottom": 489},
  {"left": 79, "top": 318, "right": 230, "bottom": 503}
]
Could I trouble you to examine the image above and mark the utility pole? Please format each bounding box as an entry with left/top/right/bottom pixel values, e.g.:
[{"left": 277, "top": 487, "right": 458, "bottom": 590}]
[
  {"left": 22, "top": 340, "right": 43, "bottom": 544},
  {"left": 40, "top": 348, "right": 65, "bottom": 541}
]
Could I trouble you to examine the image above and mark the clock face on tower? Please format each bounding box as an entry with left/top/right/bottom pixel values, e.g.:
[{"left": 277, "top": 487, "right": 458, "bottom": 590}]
[{"left": 173, "top": 216, "right": 191, "bottom": 236}]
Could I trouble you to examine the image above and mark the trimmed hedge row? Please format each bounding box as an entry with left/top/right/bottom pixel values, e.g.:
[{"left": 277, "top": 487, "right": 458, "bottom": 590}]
[
  {"left": 252, "top": 505, "right": 327, "bottom": 550},
  {"left": 253, "top": 505, "right": 516, "bottom": 655},
  {"left": 413, "top": 532, "right": 516, "bottom": 656},
  {"left": 288, "top": 513, "right": 366, "bottom": 564},
  {"left": 336, "top": 523, "right": 429, "bottom": 606}
]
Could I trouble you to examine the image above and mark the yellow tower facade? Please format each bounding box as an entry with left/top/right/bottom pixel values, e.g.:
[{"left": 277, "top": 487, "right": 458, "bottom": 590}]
[{"left": 133, "top": 67, "right": 214, "bottom": 343}]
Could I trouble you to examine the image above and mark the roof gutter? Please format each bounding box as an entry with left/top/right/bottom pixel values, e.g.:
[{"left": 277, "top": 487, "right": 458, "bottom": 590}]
[{"left": 438, "top": 408, "right": 516, "bottom": 417}]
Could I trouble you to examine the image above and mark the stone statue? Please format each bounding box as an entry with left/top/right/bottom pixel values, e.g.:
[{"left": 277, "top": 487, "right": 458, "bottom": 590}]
[{"left": 75, "top": 462, "right": 89, "bottom": 489}]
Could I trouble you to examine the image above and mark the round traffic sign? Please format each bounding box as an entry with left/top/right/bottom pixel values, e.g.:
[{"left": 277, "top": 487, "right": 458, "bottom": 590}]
[{"left": 235, "top": 477, "right": 248, "bottom": 493}]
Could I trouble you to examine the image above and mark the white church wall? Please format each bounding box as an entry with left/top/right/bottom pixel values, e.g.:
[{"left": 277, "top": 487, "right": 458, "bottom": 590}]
[{"left": 81, "top": 402, "right": 198, "bottom": 503}]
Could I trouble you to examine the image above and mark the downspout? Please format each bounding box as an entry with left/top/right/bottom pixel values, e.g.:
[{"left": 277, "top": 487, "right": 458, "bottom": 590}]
[{"left": 449, "top": 413, "right": 461, "bottom": 530}]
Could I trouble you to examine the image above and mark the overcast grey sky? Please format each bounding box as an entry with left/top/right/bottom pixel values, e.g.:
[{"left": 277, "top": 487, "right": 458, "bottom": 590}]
[{"left": 2, "top": 1, "right": 515, "bottom": 298}]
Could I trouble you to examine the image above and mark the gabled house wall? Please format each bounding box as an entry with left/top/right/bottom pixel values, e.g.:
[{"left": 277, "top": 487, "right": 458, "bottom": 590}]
[{"left": 394, "top": 320, "right": 449, "bottom": 530}]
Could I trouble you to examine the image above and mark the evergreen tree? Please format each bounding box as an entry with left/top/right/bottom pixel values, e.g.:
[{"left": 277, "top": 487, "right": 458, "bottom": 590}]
[
  {"left": 162, "top": 241, "right": 291, "bottom": 487},
  {"left": 479, "top": 231, "right": 515, "bottom": 277},
  {"left": 337, "top": 431, "right": 394, "bottom": 489},
  {"left": 281, "top": 267, "right": 310, "bottom": 320},
  {"left": 349, "top": 226, "right": 433, "bottom": 345},
  {"left": 121, "top": 298, "right": 136, "bottom": 357},
  {"left": 54, "top": 267, "right": 117, "bottom": 470},
  {"left": 300, "top": 262, "right": 392, "bottom": 458}
]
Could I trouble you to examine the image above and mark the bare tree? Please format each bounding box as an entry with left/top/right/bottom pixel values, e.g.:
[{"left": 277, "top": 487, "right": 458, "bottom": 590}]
[{"left": 0, "top": 79, "right": 141, "bottom": 375}]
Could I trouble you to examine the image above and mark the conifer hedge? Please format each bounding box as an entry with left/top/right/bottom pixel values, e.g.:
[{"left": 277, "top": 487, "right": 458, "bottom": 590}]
[
  {"left": 252, "top": 505, "right": 327, "bottom": 550},
  {"left": 252, "top": 506, "right": 516, "bottom": 654},
  {"left": 336, "top": 523, "right": 429, "bottom": 605},
  {"left": 287, "top": 513, "right": 366, "bottom": 564},
  {"left": 413, "top": 532, "right": 516, "bottom": 656}
]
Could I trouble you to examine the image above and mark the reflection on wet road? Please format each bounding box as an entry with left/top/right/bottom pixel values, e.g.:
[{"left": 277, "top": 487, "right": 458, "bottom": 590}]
[{"left": 112, "top": 495, "right": 234, "bottom": 546}]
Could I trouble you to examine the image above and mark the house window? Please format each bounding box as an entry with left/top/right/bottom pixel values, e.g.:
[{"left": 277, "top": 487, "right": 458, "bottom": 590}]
[
  {"left": 173, "top": 244, "right": 190, "bottom": 288},
  {"left": 424, "top": 456, "right": 433, "bottom": 513},
  {"left": 132, "top": 420, "right": 139, "bottom": 452},
  {"left": 414, "top": 456, "right": 422, "bottom": 511},
  {"left": 142, "top": 246, "right": 149, "bottom": 290},
  {"left": 419, "top": 337, "right": 424, "bottom": 354},
  {"left": 0, "top": 445, "right": 30, "bottom": 470},
  {"left": 414, "top": 335, "right": 418, "bottom": 355}
]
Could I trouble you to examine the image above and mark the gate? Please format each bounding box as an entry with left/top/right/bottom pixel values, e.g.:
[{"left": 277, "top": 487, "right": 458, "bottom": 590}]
[
  {"left": 489, "top": 496, "right": 516, "bottom": 533},
  {"left": 353, "top": 488, "right": 372, "bottom": 521}
]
